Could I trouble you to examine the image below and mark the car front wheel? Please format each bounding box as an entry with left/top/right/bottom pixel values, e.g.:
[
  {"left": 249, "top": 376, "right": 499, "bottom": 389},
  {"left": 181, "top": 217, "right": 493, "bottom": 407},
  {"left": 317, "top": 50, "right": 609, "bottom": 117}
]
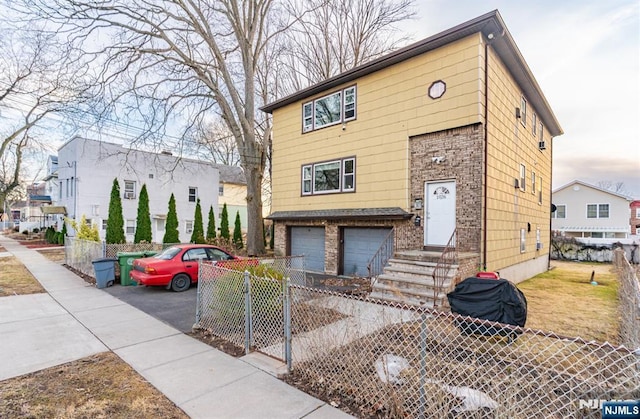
[{"left": 171, "top": 274, "right": 191, "bottom": 292}]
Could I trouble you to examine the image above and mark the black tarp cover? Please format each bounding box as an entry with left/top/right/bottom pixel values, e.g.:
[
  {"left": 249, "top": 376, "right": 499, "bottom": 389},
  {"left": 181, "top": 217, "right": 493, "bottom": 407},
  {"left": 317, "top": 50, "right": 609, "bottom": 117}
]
[{"left": 447, "top": 277, "right": 527, "bottom": 336}]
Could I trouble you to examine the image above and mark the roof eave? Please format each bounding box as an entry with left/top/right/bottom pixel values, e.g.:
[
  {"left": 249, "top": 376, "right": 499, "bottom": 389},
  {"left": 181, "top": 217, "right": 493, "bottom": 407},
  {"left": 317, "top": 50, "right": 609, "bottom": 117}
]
[{"left": 261, "top": 10, "right": 562, "bottom": 137}]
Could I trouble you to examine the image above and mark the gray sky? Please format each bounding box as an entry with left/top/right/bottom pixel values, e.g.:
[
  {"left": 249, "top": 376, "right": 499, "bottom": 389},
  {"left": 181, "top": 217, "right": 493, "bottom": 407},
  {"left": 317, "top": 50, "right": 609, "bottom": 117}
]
[
  {"left": 8, "top": 1, "right": 639, "bottom": 197},
  {"left": 408, "top": 0, "right": 640, "bottom": 197}
]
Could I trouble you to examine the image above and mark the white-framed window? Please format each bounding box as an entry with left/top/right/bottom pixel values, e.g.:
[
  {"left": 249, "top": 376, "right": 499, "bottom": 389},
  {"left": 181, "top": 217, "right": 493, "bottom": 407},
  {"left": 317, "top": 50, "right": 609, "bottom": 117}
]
[
  {"left": 531, "top": 172, "right": 536, "bottom": 195},
  {"left": 102, "top": 219, "right": 108, "bottom": 230},
  {"left": 343, "top": 86, "right": 356, "bottom": 121},
  {"left": 532, "top": 113, "right": 537, "bottom": 135},
  {"left": 539, "top": 122, "right": 544, "bottom": 141},
  {"left": 538, "top": 176, "right": 543, "bottom": 204},
  {"left": 126, "top": 219, "right": 136, "bottom": 235},
  {"left": 70, "top": 177, "right": 75, "bottom": 196},
  {"left": 302, "top": 85, "right": 357, "bottom": 132},
  {"left": 520, "top": 228, "right": 526, "bottom": 253},
  {"left": 636, "top": 208, "right": 640, "bottom": 218},
  {"left": 587, "top": 204, "right": 609, "bottom": 219},
  {"left": 553, "top": 205, "right": 566, "bottom": 219},
  {"left": 218, "top": 185, "right": 224, "bottom": 196},
  {"left": 519, "top": 164, "right": 526, "bottom": 191},
  {"left": 124, "top": 180, "right": 136, "bottom": 199},
  {"left": 85, "top": 218, "right": 92, "bottom": 227},
  {"left": 149, "top": 173, "right": 154, "bottom": 179},
  {"left": 302, "top": 157, "right": 356, "bottom": 195},
  {"left": 520, "top": 96, "right": 527, "bottom": 126},
  {"left": 65, "top": 179, "right": 69, "bottom": 197},
  {"left": 302, "top": 165, "right": 312, "bottom": 195},
  {"left": 185, "top": 220, "right": 194, "bottom": 234},
  {"left": 303, "top": 102, "right": 313, "bottom": 132},
  {"left": 188, "top": 187, "right": 197, "bottom": 203},
  {"left": 342, "top": 158, "right": 355, "bottom": 191}
]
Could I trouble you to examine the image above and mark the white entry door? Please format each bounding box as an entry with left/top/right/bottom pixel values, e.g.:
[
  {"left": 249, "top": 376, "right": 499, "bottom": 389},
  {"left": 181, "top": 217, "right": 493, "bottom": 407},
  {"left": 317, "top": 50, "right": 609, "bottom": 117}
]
[{"left": 424, "top": 180, "right": 456, "bottom": 246}]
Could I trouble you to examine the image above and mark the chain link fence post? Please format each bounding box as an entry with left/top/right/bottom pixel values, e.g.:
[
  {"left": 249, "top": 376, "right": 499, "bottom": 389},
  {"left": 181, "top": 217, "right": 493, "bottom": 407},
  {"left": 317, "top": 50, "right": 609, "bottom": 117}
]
[
  {"left": 284, "top": 277, "right": 292, "bottom": 372},
  {"left": 244, "top": 270, "right": 252, "bottom": 355}
]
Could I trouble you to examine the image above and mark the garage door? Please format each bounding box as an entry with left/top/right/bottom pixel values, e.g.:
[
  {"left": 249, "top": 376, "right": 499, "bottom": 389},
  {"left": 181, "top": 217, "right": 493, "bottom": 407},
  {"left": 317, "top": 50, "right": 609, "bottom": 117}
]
[
  {"left": 291, "top": 227, "right": 325, "bottom": 273},
  {"left": 343, "top": 228, "right": 392, "bottom": 277}
]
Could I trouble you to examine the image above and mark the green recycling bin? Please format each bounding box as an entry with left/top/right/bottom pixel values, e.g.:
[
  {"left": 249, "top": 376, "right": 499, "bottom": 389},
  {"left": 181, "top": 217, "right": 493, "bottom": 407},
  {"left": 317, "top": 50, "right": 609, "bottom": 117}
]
[{"left": 117, "top": 251, "right": 157, "bottom": 286}]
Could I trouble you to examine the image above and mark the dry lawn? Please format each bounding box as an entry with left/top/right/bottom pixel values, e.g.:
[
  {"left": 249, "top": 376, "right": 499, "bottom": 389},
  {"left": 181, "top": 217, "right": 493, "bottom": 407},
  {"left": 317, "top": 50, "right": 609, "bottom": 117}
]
[
  {"left": 38, "top": 247, "right": 66, "bottom": 263},
  {"left": 517, "top": 260, "right": 619, "bottom": 343},
  {"left": 0, "top": 256, "right": 45, "bottom": 296},
  {"left": 0, "top": 352, "right": 188, "bottom": 419}
]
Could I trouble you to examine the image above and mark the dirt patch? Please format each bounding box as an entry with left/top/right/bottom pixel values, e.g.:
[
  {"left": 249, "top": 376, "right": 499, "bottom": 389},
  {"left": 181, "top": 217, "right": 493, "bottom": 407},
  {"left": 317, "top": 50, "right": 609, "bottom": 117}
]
[
  {"left": 0, "top": 256, "right": 45, "bottom": 296},
  {"left": 307, "top": 275, "right": 372, "bottom": 296},
  {"left": 0, "top": 352, "right": 188, "bottom": 418},
  {"left": 188, "top": 329, "right": 246, "bottom": 357}
]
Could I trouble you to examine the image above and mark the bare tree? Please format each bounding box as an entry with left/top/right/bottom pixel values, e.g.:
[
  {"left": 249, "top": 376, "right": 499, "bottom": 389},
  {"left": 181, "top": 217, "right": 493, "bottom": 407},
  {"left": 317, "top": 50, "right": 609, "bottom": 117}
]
[
  {"left": 597, "top": 181, "right": 628, "bottom": 195},
  {"left": 280, "top": 0, "right": 416, "bottom": 92},
  {"left": 0, "top": 23, "right": 94, "bottom": 213},
  {"left": 191, "top": 119, "right": 241, "bottom": 167},
  {"left": 18, "top": 0, "right": 296, "bottom": 255}
]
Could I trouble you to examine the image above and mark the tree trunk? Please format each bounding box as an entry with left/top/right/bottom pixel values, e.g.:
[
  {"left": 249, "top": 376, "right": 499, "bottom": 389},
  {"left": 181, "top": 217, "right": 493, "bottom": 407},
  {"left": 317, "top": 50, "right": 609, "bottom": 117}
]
[{"left": 244, "top": 162, "right": 266, "bottom": 256}]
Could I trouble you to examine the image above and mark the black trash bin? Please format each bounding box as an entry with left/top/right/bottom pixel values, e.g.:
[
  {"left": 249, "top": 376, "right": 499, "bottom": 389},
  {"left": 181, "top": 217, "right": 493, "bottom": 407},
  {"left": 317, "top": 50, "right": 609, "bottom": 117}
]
[{"left": 92, "top": 258, "right": 118, "bottom": 289}]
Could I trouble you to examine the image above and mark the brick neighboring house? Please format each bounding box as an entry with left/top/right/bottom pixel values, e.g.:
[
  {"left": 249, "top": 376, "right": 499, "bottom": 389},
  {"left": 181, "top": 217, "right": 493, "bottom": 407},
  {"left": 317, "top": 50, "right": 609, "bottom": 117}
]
[
  {"left": 262, "top": 11, "right": 562, "bottom": 303},
  {"left": 631, "top": 200, "right": 640, "bottom": 236}
]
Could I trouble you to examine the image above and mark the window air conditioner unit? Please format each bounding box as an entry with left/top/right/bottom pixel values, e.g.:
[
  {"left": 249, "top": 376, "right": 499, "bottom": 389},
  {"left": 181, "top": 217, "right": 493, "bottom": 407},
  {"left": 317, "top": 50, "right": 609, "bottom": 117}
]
[
  {"left": 124, "top": 192, "right": 135, "bottom": 199},
  {"left": 538, "top": 140, "right": 546, "bottom": 150}
]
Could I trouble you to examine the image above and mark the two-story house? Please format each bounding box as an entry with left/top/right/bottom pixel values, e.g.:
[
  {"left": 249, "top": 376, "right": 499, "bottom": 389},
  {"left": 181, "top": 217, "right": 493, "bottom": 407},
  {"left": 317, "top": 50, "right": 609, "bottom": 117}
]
[
  {"left": 552, "top": 180, "right": 632, "bottom": 239},
  {"left": 57, "top": 137, "right": 220, "bottom": 243},
  {"left": 263, "top": 10, "right": 563, "bottom": 298}
]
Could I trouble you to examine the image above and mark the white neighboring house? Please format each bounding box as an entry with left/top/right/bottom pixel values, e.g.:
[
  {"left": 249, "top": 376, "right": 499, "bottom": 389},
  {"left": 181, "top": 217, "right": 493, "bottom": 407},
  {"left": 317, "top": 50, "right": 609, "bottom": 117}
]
[
  {"left": 552, "top": 180, "right": 632, "bottom": 241},
  {"left": 56, "top": 137, "right": 220, "bottom": 243}
]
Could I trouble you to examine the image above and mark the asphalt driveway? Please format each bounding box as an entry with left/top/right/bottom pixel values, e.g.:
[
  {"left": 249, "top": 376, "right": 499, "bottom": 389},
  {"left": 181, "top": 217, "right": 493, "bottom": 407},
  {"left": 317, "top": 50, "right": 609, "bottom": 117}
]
[{"left": 102, "top": 283, "right": 198, "bottom": 332}]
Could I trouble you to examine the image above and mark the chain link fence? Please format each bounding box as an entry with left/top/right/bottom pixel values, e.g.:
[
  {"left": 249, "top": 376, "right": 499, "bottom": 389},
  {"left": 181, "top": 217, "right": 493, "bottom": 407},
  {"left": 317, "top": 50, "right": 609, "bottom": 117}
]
[
  {"left": 196, "top": 254, "right": 639, "bottom": 418},
  {"left": 64, "top": 237, "right": 104, "bottom": 277},
  {"left": 104, "top": 242, "right": 170, "bottom": 258},
  {"left": 195, "top": 256, "right": 305, "bottom": 357},
  {"left": 287, "top": 289, "right": 639, "bottom": 418},
  {"left": 614, "top": 248, "right": 640, "bottom": 351}
]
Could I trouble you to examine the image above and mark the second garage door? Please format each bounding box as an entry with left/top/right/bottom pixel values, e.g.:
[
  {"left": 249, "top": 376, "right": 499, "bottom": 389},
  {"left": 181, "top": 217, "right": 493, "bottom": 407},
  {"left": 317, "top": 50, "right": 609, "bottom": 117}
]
[
  {"left": 342, "top": 228, "right": 392, "bottom": 277},
  {"left": 290, "top": 227, "right": 325, "bottom": 273}
]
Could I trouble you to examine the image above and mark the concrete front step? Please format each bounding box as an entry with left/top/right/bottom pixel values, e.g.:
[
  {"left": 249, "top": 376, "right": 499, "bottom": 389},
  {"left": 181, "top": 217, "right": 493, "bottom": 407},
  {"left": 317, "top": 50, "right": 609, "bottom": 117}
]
[
  {"left": 383, "top": 264, "right": 458, "bottom": 281},
  {"left": 390, "top": 251, "right": 442, "bottom": 263},
  {"left": 375, "top": 273, "right": 450, "bottom": 290}
]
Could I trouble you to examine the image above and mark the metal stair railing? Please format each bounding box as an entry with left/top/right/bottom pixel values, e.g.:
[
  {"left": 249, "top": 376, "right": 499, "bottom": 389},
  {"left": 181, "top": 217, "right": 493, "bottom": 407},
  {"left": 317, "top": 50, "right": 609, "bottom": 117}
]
[
  {"left": 432, "top": 228, "right": 457, "bottom": 308},
  {"left": 367, "top": 227, "right": 395, "bottom": 278}
]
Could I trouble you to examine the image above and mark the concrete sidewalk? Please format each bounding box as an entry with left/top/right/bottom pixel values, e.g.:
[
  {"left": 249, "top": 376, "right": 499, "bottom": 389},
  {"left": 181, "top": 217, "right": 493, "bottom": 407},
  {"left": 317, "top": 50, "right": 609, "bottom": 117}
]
[{"left": 0, "top": 234, "right": 352, "bottom": 418}]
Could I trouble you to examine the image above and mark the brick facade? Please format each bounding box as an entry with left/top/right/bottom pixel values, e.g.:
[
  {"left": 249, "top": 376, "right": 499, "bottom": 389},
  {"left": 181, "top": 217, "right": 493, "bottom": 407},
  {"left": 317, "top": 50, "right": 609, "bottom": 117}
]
[
  {"left": 631, "top": 200, "right": 640, "bottom": 235},
  {"left": 410, "top": 124, "right": 484, "bottom": 253}
]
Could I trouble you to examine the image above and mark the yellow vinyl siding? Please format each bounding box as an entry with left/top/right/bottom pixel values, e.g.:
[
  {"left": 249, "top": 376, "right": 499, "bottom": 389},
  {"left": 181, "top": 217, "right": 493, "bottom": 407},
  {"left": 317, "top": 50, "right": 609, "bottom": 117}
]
[
  {"left": 484, "top": 43, "right": 552, "bottom": 271},
  {"left": 272, "top": 34, "right": 484, "bottom": 213}
]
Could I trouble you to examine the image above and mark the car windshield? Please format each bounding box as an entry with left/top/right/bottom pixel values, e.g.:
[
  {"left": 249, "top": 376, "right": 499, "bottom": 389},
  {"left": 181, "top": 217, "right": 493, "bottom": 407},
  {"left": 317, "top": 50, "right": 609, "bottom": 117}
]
[{"left": 154, "top": 246, "right": 181, "bottom": 260}]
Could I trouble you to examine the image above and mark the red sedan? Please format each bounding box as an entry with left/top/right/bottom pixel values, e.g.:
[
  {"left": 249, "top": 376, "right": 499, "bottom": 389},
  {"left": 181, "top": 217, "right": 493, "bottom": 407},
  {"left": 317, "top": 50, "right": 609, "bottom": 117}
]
[{"left": 130, "top": 244, "right": 241, "bottom": 292}]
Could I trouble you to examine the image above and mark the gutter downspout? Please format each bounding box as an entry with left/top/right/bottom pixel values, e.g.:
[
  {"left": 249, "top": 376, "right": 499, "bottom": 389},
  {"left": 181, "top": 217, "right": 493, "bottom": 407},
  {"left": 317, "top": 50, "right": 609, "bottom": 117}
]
[{"left": 483, "top": 31, "right": 499, "bottom": 270}]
